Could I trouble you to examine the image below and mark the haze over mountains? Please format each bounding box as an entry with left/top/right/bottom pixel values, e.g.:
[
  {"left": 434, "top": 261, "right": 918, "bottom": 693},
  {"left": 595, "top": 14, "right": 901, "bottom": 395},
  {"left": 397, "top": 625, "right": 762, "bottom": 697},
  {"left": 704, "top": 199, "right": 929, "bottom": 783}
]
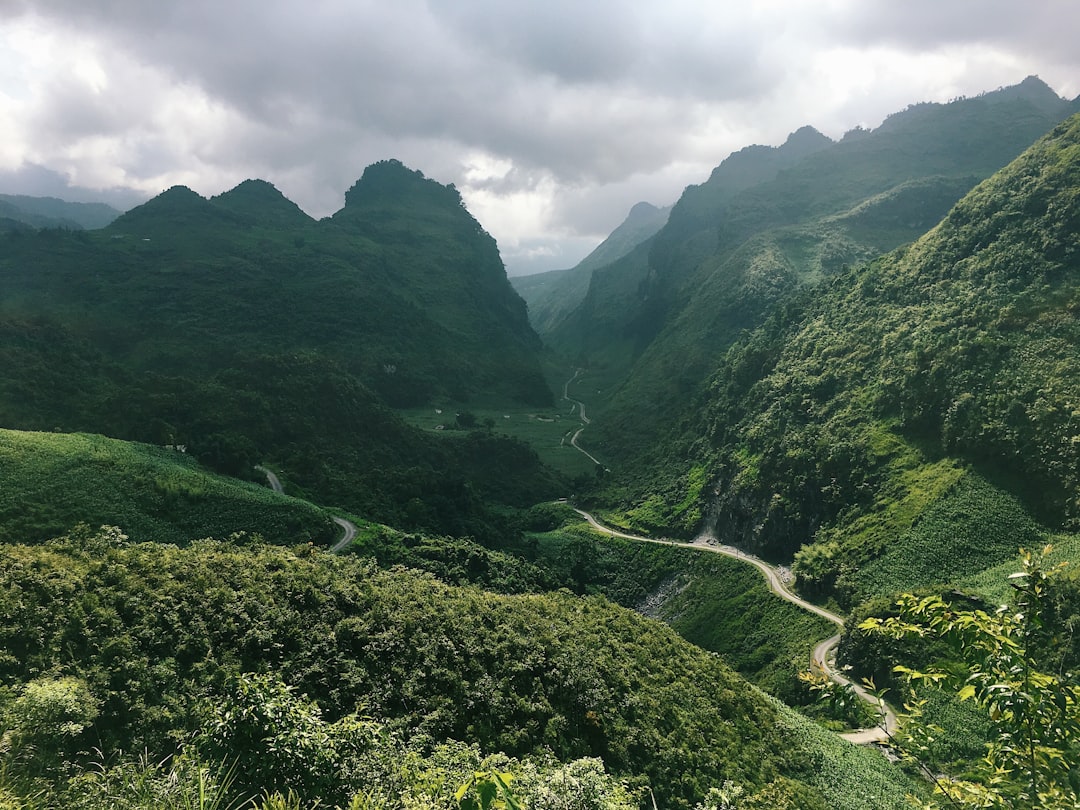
[{"left": 3, "top": 75, "right": 1080, "bottom": 809}]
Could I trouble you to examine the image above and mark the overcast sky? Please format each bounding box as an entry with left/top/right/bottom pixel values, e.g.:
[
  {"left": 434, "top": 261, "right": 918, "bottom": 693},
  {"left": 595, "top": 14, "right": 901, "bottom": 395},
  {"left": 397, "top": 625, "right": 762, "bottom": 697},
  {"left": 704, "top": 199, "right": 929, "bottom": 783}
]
[{"left": 1, "top": 1, "right": 1077, "bottom": 274}]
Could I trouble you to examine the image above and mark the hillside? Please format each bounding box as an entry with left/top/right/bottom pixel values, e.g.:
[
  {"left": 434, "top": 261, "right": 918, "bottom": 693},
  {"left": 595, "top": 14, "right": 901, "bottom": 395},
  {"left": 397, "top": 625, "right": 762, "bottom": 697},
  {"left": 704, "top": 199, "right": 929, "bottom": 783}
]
[
  {"left": 691, "top": 110, "right": 1080, "bottom": 605},
  {"left": 0, "top": 427, "right": 338, "bottom": 546},
  {"left": 561, "top": 78, "right": 1078, "bottom": 467}
]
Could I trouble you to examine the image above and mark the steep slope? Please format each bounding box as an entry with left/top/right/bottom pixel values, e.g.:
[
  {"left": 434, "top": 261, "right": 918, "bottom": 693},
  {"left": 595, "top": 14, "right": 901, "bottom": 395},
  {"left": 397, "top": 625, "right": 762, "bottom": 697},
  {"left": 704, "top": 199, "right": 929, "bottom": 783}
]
[
  {"left": 695, "top": 111, "right": 1080, "bottom": 604},
  {"left": 571, "top": 78, "right": 1076, "bottom": 464},
  {"left": 549, "top": 125, "right": 833, "bottom": 376},
  {"left": 512, "top": 201, "right": 670, "bottom": 337}
]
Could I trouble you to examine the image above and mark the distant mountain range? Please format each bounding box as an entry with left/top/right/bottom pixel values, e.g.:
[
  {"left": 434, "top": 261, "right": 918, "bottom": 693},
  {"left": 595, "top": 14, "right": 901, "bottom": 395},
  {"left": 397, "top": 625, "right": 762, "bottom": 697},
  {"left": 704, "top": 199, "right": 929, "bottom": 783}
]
[
  {"left": 511, "top": 200, "right": 670, "bottom": 335},
  {"left": 0, "top": 192, "right": 121, "bottom": 231}
]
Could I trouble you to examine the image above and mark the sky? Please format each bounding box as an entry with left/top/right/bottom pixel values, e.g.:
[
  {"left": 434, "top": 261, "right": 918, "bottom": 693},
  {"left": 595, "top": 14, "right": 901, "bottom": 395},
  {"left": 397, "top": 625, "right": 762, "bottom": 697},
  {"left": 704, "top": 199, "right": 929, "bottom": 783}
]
[{"left": 0, "top": 1, "right": 1077, "bottom": 275}]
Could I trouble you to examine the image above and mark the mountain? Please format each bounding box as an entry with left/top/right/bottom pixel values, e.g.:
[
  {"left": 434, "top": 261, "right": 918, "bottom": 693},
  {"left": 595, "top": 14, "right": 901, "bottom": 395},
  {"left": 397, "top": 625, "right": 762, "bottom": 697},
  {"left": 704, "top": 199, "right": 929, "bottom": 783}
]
[
  {"left": 560, "top": 77, "right": 1078, "bottom": 470},
  {"left": 0, "top": 193, "right": 121, "bottom": 229},
  {"left": 512, "top": 201, "right": 670, "bottom": 337},
  {"left": 691, "top": 109, "right": 1080, "bottom": 605},
  {"left": 0, "top": 161, "right": 558, "bottom": 539}
]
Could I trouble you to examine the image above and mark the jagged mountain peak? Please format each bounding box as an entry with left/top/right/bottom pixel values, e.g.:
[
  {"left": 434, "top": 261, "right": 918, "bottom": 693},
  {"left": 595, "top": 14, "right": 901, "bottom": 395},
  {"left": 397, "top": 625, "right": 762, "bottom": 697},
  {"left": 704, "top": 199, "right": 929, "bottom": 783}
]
[{"left": 339, "top": 159, "right": 463, "bottom": 213}]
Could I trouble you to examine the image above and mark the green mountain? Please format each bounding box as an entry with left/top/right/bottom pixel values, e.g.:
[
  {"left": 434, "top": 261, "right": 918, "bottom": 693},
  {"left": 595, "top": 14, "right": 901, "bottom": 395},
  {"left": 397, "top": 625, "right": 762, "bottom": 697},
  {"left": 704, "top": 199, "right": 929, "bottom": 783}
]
[
  {"left": 691, "top": 109, "right": 1080, "bottom": 605},
  {"left": 511, "top": 201, "right": 670, "bottom": 337},
  {"left": 0, "top": 193, "right": 121, "bottom": 230},
  {"left": 560, "top": 78, "right": 1077, "bottom": 468},
  {"left": 0, "top": 161, "right": 558, "bottom": 539}
]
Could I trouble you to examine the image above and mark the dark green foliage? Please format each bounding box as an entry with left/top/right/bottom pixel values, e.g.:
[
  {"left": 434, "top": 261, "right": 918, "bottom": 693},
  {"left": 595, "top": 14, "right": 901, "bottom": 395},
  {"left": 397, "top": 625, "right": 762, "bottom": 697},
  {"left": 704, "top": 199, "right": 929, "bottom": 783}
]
[
  {"left": 0, "top": 161, "right": 556, "bottom": 540},
  {"left": 0, "top": 317, "right": 560, "bottom": 542},
  {"left": 566, "top": 79, "right": 1075, "bottom": 475}
]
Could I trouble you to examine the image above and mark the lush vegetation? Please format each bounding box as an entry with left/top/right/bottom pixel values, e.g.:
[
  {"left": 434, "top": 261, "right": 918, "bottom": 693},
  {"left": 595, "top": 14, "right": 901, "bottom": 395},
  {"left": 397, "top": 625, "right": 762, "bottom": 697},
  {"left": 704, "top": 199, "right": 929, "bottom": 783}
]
[
  {"left": 5, "top": 80, "right": 1080, "bottom": 809},
  {"left": 0, "top": 527, "right": 917, "bottom": 809},
  {"left": 565, "top": 78, "right": 1076, "bottom": 476},
  {"left": 669, "top": 110, "right": 1080, "bottom": 609}
]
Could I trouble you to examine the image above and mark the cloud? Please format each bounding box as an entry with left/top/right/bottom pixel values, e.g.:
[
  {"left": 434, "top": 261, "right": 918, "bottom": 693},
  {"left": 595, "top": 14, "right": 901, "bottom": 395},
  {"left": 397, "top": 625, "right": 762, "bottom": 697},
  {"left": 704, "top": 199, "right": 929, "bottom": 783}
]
[{"left": 1, "top": 1, "right": 1078, "bottom": 272}]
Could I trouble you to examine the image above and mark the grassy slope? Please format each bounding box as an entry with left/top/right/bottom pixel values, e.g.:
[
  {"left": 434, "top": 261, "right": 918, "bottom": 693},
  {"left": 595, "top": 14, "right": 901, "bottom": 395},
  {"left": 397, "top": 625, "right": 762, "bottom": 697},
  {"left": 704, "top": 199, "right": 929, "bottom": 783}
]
[{"left": 0, "top": 427, "right": 336, "bottom": 546}]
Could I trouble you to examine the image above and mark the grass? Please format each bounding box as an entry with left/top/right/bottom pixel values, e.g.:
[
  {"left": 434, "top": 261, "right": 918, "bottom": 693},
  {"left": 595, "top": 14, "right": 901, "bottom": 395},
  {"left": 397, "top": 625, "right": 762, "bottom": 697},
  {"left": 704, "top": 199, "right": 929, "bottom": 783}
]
[
  {"left": 958, "top": 530, "right": 1080, "bottom": 605},
  {"left": 0, "top": 428, "right": 336, "bottom": 546},
  {"left": 841, "top": 471, "right": 1044, "bottom": 603}
]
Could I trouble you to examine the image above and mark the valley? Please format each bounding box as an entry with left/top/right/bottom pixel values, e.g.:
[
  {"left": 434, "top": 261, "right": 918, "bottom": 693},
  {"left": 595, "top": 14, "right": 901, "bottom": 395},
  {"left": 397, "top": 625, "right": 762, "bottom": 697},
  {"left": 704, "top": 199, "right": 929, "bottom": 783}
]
[{"left": 2, "top": 77, "right": 1080, "bottom": 810}]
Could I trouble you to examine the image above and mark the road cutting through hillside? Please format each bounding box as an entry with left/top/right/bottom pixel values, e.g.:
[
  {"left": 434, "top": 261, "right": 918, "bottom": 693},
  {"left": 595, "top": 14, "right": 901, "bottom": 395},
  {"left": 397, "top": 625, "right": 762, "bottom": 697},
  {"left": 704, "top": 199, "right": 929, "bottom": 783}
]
[
  {"left": 571, "top": 506, "right": 897, "bottom": 744},
  {"left": 256, "top": 464, "right": 358, "bottom": 553}
]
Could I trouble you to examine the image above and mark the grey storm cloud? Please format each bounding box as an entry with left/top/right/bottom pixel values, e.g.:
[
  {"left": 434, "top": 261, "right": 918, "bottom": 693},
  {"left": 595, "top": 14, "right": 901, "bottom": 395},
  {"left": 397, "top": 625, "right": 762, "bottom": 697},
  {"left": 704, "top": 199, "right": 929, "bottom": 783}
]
[{"left": 2, "top": 0, "right": 1079, "bottom": 273}]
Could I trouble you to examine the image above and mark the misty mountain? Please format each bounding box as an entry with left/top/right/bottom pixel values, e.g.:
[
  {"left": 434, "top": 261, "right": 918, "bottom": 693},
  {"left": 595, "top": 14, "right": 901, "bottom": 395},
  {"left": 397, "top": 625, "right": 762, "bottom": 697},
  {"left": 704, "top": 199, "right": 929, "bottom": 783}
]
[
  {"left": 0, "top": 193, "right": 121, "bottom": 230},
  {"left": 511, "top": 200, "right": 670, "bottom": 336}
]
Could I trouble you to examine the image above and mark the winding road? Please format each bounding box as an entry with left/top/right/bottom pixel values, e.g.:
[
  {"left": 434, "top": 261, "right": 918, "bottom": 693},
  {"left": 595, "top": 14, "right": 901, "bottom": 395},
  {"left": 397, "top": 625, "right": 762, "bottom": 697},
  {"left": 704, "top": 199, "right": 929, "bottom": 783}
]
[
  {"left": 255, "top": 464, "right": 358, "bottom": 553},
  {"left": 562, "top": 369, "right": 611, "bottom": 469},
  {"left": 572, "top": 506, "right": 897, "bottom": 744}
]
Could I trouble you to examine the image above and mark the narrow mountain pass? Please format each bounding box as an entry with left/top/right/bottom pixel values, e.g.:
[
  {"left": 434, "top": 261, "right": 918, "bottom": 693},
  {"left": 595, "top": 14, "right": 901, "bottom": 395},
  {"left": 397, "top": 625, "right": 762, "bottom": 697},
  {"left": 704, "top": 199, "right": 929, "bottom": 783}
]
[{"left": 572, "top": 506, "right": 897, "bottom": 744}]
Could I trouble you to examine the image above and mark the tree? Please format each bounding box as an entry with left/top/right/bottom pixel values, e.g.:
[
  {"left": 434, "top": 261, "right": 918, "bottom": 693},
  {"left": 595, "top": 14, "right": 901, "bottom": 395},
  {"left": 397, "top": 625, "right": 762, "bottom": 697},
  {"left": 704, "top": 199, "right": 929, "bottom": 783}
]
[{"left": 860, "top": 547, "right": 1080, "bottom": 809}]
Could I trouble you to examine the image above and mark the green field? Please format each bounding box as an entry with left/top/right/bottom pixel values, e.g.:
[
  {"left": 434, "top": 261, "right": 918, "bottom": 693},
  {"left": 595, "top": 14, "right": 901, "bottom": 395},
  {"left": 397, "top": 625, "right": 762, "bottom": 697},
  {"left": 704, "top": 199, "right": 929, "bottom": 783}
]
[{"left": 398, "top": 402, "right": 600, "bottom": 480}]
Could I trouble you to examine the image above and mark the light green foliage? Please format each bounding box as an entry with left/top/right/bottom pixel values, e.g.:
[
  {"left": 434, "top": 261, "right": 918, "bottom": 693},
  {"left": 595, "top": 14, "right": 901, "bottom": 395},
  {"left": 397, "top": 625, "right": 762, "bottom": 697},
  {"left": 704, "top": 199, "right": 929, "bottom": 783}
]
[
  {"left": 0, "top": 676, "right": 97, "bottom": 797},
  {"left": 860, "top": 548, "right": 1080, "bottom": 808},
  {"left": 838, "top": 473, "right": 1043, "bottom": 604},
  {"left": 0, "top": 428, "right": 335, "bottom": 546},
  {"left": 199, "top": 673, "right": 376, "bottom": 805}
]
